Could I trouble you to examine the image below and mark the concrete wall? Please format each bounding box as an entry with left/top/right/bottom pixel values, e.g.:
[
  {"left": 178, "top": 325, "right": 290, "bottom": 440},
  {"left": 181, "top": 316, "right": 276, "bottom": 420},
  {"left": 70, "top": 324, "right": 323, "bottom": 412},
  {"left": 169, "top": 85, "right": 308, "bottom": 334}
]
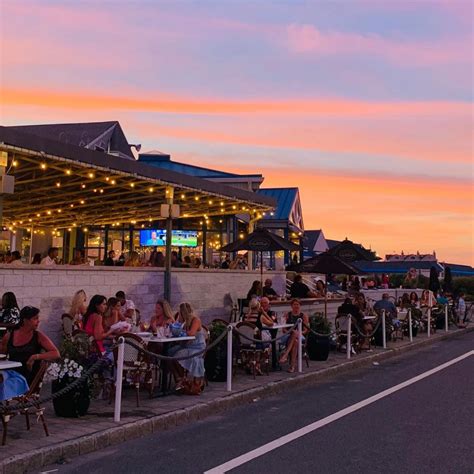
[{"left": 0, "top": 265, "right": 286, "bottom": 344}]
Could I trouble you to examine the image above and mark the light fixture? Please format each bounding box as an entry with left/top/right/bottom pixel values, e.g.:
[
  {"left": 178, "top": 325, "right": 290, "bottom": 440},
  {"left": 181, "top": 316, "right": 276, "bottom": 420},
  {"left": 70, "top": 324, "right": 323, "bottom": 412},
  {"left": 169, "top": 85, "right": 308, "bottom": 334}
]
[
  {"left": 80, "top": 200, "right": 85, "bottom": 204},
  {"left": 111, "top": 179, "right": 116, "bottom": 185},
  {"left": 130, "top": 183, "right": 135, "bottom": 188},
  {"left": 88, "top": 172, "right": 94, "bottom": 179},
  {"left": 81, "top": 184, "right": 86, "bottom": 189},
  {"left": 40, "top": 163, "right": 47, "bottom": 170},
  {"left": 181, "top": 194, "right": 185, "bottom": 199},
  {"left": 65, "top": 169, "right": 72, "bottom": 175},
  {"left": 149, "top": 187, "right": 154, "bottom": 193},
  {"left": 12, "top": 160, "right": 18, "bottom": 167},
  {"left": 56, "top": 182, "right": 61, "bottom": 187}
]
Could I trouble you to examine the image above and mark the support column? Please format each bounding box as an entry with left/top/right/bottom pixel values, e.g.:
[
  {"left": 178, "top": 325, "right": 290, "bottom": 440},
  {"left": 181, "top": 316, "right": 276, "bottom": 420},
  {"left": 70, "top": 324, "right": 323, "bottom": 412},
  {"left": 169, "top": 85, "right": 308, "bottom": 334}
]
[
  {"left": 164, "top": 186, "right": 174, "bottom": 302},
  {"left": 248, "top": 218, "right": 254, "bottom": 270}
]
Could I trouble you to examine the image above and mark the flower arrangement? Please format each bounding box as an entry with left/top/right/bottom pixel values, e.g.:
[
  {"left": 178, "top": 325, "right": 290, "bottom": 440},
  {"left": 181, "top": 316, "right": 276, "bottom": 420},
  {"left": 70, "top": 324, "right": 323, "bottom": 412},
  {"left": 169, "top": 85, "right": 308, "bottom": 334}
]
[{"left": 46, "top": 358, "right": 83, "bottom": 382}]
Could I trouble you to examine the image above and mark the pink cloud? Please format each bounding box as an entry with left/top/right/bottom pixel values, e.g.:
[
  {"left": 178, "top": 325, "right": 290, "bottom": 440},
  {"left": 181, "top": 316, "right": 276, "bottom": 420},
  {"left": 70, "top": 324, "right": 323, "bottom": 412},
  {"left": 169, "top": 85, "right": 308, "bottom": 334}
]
[{"left": 285, "top": 23, "right": 471, "bottom": 66}]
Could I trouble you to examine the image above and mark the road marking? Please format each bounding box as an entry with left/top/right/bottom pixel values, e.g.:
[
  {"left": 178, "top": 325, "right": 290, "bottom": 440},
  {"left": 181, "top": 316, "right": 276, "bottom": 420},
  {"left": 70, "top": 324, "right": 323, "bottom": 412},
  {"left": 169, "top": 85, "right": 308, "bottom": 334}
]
[{"left": 205, "top": 350, "right": 473, "bottom": 474}]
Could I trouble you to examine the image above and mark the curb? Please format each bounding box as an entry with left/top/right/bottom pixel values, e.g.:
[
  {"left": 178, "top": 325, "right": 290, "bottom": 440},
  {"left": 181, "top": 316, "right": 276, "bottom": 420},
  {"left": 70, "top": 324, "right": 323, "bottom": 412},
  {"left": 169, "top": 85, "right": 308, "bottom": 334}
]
[{"left": 1, "top": 327, "right": 472, "bottom": 473}]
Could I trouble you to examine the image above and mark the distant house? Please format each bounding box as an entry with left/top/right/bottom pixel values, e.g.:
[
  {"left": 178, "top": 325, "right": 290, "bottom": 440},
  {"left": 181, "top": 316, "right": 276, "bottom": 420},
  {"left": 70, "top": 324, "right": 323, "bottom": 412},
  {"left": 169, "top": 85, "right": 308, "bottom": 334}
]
[{"left": 302, "top": 229, "right": 329, "bottom": 258}]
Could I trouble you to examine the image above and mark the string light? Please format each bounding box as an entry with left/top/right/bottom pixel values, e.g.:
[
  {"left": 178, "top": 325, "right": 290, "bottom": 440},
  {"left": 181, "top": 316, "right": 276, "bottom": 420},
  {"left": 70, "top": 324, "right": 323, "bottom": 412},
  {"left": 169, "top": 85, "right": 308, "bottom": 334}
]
[
  {"left": 208, "top": 200, "right": 213, "bottom": 205},
  {"left": 40, "top": 163, "right": 47, "bottom": 170},
  {"left": 181, "top": 194, "right": 185, "bottom": 199},
  {"left": 105, "top": 177, "right": 110, "bottom": 182},
  {"left": 70, "top": 204, "right": 74, "bottom": 208},
  {"left": 56, "top": 182, "right": 61, "bottom": 187},
  {"left": 111, "top": 179, "right": 116, "bottom": 185},
  {"left": 12, "top": 160, "right": 18, "bottom": 167},
  {"left": 81, "top": 184, "right": 86, "bottom": 189},
  {"left": 148, "top": 187, "right": 154, "bottom": 193},
  {"left": 130, "top": 183, "right": 135, "bottom": 188},
  {"left": 46, "top": 210, "right": 51, "bottom": 215},
  {"left": 88, "top": 172, "right": 94, "bottom": 179},
  {"left": 99, "top": 189, "right": 104, "bottom": 193},
  {"left": 65, "top": 169, "right": 72, "bottom": 175},
  {"left": 194, "top": 196, "right": 199, "bottom": 201},
  {"left": 80, "top": 200, "right": 85, "bottom": 204}
]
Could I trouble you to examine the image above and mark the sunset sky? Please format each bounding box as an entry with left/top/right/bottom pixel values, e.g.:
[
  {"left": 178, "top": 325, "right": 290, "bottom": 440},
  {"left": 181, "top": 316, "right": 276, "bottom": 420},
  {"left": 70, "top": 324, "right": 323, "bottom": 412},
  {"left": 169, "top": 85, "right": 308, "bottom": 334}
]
[{"left": 0, "top": 0, "right": 472, "bottom": 264}]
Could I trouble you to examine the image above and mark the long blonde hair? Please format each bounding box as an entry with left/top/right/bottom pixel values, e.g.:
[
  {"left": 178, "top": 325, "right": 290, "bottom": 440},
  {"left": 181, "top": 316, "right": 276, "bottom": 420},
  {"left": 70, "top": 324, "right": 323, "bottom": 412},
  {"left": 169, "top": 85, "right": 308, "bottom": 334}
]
[
  {"left": 178, "top": 302, "right": 197, "bottom": 328},
  {"left": 70, "top": 290, "right": 87, "bottom": 317},
  {"left": 156, "top": 299, "right": 174, "bottom": 323}
]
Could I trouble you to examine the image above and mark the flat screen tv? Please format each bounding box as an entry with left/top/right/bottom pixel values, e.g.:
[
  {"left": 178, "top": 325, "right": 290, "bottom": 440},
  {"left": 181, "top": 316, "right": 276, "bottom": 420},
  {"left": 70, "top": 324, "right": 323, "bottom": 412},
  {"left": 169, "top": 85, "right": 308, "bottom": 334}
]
[{"left": 139, "top": 229, "right": 198, "bottom": 247}]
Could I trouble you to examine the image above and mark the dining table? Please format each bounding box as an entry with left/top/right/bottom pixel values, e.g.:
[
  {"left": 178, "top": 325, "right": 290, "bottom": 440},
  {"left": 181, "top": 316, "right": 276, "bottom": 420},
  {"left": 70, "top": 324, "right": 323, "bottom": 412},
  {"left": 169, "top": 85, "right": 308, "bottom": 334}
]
[
  {"left": 140, "top": 334, "right": 196, "bottom": 395},
  {"left": 0, "top": 360, "right": 22, "bottom": 370},
  {"left": 261, "top": 323, "right": 294, "bottom": 370}
]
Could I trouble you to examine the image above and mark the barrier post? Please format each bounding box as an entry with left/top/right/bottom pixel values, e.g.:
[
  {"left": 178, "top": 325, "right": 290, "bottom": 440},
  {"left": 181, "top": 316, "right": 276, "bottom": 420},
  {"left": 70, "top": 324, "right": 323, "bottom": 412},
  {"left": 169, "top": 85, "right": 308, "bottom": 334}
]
[
  {"left": 382, "top": 310, "right": 387, "bottom": 349},
  {"left": 445, "top": 304, "right": 449, "bottom": 332},
  {"left": 297, "top": 318, "right": 303, "bottom": 373},
  {"left": 427, "top": 308, "right": 431, "bottom": 338},
  {"left": 226, "top": 325, "right": 233, "bottom": 392},
  {"left": 346, "top": 316, "right": 351, "bottom": 360},
  {"left": 408, "top": 308, "right": 413, "bottom": 342},
  {"left": 114, "top": 337, "right": 125, "bottom": 423}
]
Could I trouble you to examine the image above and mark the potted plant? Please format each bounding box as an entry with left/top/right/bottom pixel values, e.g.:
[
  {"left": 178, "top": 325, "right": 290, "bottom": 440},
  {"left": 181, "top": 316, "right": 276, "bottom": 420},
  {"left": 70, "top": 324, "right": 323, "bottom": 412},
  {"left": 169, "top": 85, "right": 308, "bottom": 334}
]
[
  {"left": 47, "top": 358, "right": 90, "bottom": 417},
  {"left": 306, "top": 313, "right": 332, "bottom": 361},
  {"left": 204, "top": 322, "right": 229, "bottom": 382}
]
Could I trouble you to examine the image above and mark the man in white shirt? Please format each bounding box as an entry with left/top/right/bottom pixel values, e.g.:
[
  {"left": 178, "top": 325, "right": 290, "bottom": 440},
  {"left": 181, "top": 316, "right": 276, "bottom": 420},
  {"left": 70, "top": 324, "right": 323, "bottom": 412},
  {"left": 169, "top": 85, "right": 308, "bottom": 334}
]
[
  {"left": 41, "top": 247, "right": 59, "bottom": 266},
  {"left": 8, "top": 251, "right": 23, "bottom": 266},
  {"left": 115, "top": 290, "right": 136, "bottom": 323}
]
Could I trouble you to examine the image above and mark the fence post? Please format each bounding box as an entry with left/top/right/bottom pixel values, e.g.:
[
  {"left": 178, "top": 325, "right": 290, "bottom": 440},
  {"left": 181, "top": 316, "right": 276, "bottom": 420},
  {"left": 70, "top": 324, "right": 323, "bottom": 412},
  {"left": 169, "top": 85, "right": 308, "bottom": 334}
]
[
  {"left": 297, "top": 318, "right": 303, "bottom": 373},
  {"left": 382, "top": 310, "right": 387, "bottom": 349},
  {"left": 408, "top": 308, "right": 413, "bottom": 342},
  {"left": 226, "top": 325, "right": 233, "bottom": 392},
  {"left": 114, "top": 336, "right": 125, "bottom": 423},
  {"left": 427, "top": 308, "right": 431, "bottom": 338},
  {"left": 445, "top": 304, "right": 449, "bottom": 332},
  {"left": 346, "top": 316, "right": 351, "bottom": 360}
]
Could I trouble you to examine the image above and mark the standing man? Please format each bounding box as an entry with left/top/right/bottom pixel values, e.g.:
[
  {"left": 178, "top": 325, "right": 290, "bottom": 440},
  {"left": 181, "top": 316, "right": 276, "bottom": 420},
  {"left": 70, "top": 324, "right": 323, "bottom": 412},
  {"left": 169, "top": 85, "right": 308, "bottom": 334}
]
[{"left": 41, "top": 247, "right": 58, "bottom": 266}]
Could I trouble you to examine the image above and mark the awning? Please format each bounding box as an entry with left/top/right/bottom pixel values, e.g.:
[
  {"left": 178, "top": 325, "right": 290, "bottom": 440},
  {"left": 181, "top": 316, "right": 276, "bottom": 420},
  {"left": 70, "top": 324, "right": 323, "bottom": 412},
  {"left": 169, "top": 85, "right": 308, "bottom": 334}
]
[{"left": 0, "top": 126, "right": 275, "bottom": 229}]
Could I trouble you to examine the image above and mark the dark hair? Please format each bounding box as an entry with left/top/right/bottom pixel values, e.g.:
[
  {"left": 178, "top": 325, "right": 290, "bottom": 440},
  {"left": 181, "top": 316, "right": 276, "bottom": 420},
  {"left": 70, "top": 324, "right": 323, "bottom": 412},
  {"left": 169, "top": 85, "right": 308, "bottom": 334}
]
[
  {"left": 83, "top": 295, "right": 107, "bottom": 327},
  {"left": 48, "top": 247, "right": 59, "bottom": 256},
  {"left": 115, "top": 291, "right": 125, "bottom": 299},
  {"left": 31, "top": 253, "right": 42, "bottom": 264},
  {"left": 107, "top": 297, "right": 119, "bottom": 308},
  {"left": 11, "top": 251, "right": 21, "bottom": 260},
  {"left": 294, "top": 274, "right": 303, "bottom": 283},
  {"left": 108, "top": 250, "right": 115, "bottom": 257},
  {"left": 19, "top": 306, "right": 40, "bottom": 324},
  {"left": 2, "top": 292, "right": 19, "bottom": 310}
]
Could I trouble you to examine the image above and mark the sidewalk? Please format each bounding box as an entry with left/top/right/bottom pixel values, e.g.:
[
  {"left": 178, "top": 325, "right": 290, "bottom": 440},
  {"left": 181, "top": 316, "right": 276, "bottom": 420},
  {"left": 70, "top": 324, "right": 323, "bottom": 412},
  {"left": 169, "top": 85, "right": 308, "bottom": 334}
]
[{"left": 1, "top": 326, "right": 471, "bottom": 474}]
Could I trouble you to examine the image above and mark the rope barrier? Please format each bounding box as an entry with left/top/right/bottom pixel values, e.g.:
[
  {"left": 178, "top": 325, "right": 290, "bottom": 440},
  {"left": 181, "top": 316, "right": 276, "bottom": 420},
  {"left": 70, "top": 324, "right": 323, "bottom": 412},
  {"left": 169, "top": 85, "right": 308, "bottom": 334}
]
[
  {"left": 0, "top": 350, "right": 114, "bottom": 414},
  {"left": 232, "top": 322, "right": 299, "bottom": 344},
  {"left": 123, "top": 328, "right": 229, "bottom": 362}
]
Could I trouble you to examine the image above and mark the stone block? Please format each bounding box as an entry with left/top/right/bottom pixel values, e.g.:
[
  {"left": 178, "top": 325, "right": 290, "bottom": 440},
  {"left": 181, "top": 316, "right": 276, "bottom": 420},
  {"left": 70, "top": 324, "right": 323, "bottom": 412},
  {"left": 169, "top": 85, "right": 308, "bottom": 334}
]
[
  {"left": 41, "top": 445, "right": 63, "bottom": 466},
  {"left": 90, "top": 275, "right": 105, "bottom": 286},
  {"left": 107, "top": 427, "right": 125, "bottom": 445},
  {"left": 3, "top": 274, "right": 23, "bottom": 288},
  {"left": 42, "top": 274, "right": 59, "bottom": 287},
  {"left": 74, "top": 275, "right": 91, "bottom": 287},
  {"left": 78, "top": 435, "right": 96, "bottom": 455},
  {"left": 61, "top": 440, "right": 80, "bottom": 459}
]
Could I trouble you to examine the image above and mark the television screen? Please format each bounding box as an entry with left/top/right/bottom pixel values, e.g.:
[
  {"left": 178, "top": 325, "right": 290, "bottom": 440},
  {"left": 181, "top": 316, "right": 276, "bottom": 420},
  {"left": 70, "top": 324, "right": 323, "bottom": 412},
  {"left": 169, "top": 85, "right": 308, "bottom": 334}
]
[{"left": 139, "top": 230, "right": 198, "bottom": 247}]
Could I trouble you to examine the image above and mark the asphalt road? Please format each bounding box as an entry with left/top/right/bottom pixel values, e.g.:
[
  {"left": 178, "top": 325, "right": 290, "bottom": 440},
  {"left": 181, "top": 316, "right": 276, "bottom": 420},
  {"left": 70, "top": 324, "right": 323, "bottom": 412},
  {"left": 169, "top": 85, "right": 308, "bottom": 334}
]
[{"left": 41, "top": 332, "right": 474, "bottom": 474}]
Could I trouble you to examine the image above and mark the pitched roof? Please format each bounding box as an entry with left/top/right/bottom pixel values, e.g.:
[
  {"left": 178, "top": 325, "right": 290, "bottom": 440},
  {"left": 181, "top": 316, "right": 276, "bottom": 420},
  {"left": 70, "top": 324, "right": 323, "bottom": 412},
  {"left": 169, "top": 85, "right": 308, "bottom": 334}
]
[
  {"left": 326, "top": 239, "right": 341, "bottom": 249},
  {"left": 257, "top": 188, "right": 298, "bottom": 220},
  {"left": 442, "top": 263, "right": 474, "bottom": 276},
  {"left": 0, "top": 125, "right": 276, "bottom": 227},
  {"left": 6, "top": 121, "right": 135, "bottom": 159},
  {"left": 303, "top": 230, "right": 323, "bottom": 253}
]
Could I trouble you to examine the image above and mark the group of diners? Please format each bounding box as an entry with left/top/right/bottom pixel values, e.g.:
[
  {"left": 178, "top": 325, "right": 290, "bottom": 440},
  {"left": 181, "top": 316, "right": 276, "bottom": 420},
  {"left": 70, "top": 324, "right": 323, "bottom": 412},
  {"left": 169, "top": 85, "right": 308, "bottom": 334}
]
[{"left": 242, "top": 296, "right": 309, "bottom": 374}]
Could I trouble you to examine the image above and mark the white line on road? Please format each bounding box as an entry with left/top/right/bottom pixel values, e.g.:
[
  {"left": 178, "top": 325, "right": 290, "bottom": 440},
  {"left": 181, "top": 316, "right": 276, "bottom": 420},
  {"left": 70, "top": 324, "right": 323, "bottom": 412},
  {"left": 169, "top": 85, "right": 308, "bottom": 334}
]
[{"left": 205, "top": 350, "right": 474, "bottom": 474}]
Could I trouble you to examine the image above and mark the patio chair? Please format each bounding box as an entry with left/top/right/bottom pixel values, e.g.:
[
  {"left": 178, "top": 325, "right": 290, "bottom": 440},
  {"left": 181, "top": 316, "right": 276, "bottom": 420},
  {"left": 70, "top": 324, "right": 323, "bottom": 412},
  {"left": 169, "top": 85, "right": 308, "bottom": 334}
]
[
  {"left": 1, "top": 361, "right": 49, "bottom": 446},
  {"left": 392, "top": 311, "right": 407, "bottom": 341},
  {"left": 235, "top": 322, "right": 270, "bottom": 378},
  {"left": 112, "top": 333, "right": 155, "bottom": 407},
  {"left": 228, "top": 292, "right": 240, "bottom": 324},
  {"left": 210, "top": 318, "right": 229, "bottom": 326},
  {"left": 335, "top": 314, "right": 360, "bottom": 353}
]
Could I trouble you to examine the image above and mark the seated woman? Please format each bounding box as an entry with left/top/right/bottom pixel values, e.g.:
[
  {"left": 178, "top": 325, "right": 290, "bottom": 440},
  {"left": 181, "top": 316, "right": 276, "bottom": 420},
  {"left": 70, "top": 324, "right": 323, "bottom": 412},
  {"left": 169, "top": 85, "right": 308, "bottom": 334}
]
[
  {"left": 315, "top": 280, "right": 326, "bottom": 298},
  {"left": 244, "top": 298, "right": 275, "bottom": 351},
  {"left": 420, "top": 289, "right": 431, "bottom": 307},
  {"left": 103, "top": 297, "right": 121, "bottom": 332},
  {"left": 409, "top": 292, "right": 419, "bottom": 307},
  {"left": 244, "top": 298, "right": 261, "bottom": 325},
  {"left": 83, "top": 295, "right": 123, "bottom": 355},
  {"left": 148, "top": 299, "right": 174, "bottom": 335},
  {"left": 278, "top": 299, "right": 309, "bottom": 373},
  {"left": 63, "top": 289, "right": 87, "bottom": 337},
  {"left": 0, "top": 291, "right": 21, "bottom": 328},
  {"left": 399, "top": 293, "right": 411, "bottom": 309},
  {"left": 1, "top": 306, "right": 59, "bottom": 384},
  {"left": 246, "top": 280, "right": 263, "bottom": 301},
  {"left": 168, "top": 303, "right": 206, "bottom": 393}
]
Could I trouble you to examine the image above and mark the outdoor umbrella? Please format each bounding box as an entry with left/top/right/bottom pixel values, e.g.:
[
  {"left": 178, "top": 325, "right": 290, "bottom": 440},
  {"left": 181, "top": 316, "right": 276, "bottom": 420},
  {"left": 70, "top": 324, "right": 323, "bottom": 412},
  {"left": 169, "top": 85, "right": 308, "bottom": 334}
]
[
  {"left": 289, "top": 252, "right": 359, "bottom": 318},
  {"left": 429, "top": 266, "right": 441, "bottom": 294},
  {"left": 220, "top": 227, "right": 300, "bottom": 286},
  {"left": 443, "top": 266, "right": 453, "bottom": 293}
]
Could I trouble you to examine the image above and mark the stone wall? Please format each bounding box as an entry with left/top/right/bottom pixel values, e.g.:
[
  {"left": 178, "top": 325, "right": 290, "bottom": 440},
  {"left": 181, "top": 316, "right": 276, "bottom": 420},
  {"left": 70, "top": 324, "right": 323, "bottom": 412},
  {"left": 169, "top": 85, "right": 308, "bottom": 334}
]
[{"left": 0, "top": 265, "right": 286, "bottom": 344}]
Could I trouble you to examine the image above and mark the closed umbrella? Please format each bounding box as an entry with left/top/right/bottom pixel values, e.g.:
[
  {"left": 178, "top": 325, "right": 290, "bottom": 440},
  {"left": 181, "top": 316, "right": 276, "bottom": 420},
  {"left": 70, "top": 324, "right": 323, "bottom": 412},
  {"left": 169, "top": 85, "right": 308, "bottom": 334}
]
[{"left": 220, "top": 227, "right": 300, "bottom": 285}]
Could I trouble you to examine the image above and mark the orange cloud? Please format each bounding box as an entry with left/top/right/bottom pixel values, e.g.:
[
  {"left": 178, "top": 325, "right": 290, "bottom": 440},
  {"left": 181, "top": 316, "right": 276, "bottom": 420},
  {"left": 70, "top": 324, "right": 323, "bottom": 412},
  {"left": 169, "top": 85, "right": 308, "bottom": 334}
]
[{"left": 1, "top": 87, "right": 470, "bottom": 118}]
